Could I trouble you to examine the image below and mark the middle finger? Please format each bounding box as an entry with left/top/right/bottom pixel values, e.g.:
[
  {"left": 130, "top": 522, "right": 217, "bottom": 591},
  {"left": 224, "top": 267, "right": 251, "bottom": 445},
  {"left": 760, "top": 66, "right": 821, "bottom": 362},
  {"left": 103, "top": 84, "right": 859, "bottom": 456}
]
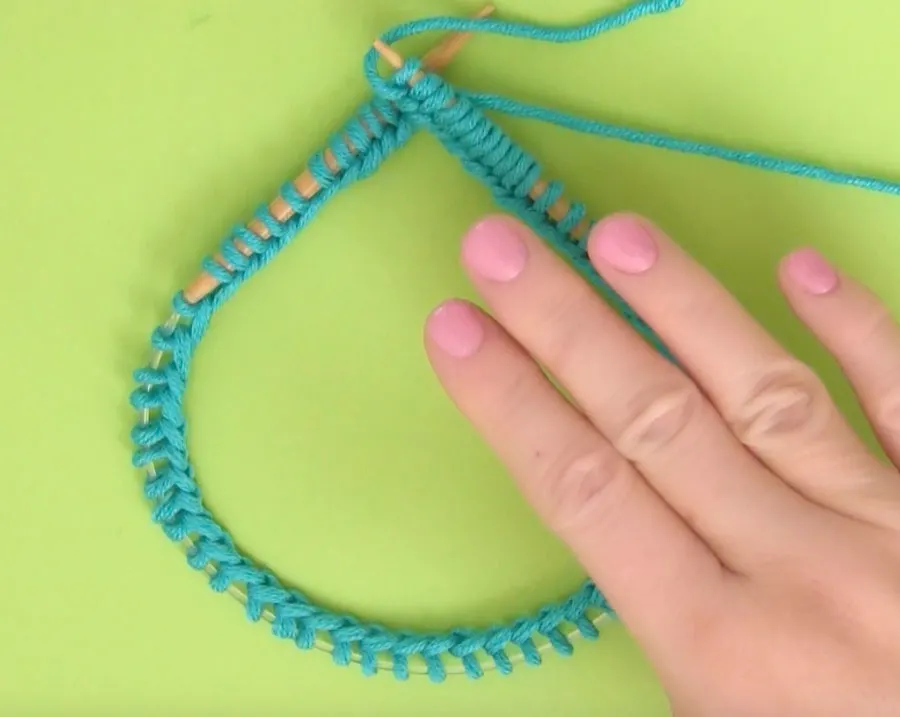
[
  {"left": 459, "top": 215, "right": 818, "bottom": 566},
  {"left": 586, "top": 212, "right": 896, "bottom": 522}
]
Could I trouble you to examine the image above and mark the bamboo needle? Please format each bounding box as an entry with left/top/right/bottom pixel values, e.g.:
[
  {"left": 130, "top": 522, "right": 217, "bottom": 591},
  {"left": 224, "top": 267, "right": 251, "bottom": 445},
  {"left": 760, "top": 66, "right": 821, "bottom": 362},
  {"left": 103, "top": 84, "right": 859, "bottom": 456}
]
[{"left": 182, "top": 5, "right": 496, "bottom": 305}]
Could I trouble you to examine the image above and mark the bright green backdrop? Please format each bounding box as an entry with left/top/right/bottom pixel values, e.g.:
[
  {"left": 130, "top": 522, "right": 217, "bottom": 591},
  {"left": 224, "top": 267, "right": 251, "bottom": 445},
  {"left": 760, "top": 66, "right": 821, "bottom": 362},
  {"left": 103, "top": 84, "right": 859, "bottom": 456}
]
[{"left": 2, "top": 1, "right": 900, "bottom": 715}]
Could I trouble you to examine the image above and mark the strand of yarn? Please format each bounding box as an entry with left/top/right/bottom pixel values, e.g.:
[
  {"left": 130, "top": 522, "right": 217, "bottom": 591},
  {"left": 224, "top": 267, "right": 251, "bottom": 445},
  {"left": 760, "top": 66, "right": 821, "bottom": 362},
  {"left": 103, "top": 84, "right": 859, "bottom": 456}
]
[
  {"left": 364, "top": 0, "right": 900, "bottom": 198},
  {"left": 130, "top": 0, "right": 900, "bottom": 682}
]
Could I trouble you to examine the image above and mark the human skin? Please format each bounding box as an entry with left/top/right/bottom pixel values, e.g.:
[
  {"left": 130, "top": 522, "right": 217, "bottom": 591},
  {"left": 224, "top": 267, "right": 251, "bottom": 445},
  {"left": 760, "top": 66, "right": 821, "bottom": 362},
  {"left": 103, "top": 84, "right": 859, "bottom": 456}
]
[{"left": 423, "top": 212, "right": 900, "bottom": 717}]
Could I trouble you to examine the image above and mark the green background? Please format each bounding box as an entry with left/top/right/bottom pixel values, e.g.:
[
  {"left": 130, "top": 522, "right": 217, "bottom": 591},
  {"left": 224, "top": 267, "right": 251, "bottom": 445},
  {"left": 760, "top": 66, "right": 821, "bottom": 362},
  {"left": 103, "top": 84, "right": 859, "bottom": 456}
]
[{"left": 2, "top": 1, "right": 900, "bottom": 715}]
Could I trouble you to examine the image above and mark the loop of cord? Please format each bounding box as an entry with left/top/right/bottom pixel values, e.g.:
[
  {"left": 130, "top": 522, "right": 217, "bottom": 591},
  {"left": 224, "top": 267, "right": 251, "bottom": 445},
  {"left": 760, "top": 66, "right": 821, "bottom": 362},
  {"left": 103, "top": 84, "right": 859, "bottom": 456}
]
[{"left": 130, "top": 0, "right": 900, "bottom": 681}]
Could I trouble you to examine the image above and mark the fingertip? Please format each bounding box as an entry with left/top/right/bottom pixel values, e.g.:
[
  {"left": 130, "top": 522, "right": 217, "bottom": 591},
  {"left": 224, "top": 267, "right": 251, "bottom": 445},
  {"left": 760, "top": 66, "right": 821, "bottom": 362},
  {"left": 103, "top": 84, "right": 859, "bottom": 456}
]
[
  {"left": 779, "top": 247, "right": 839, "bottom": 297},
  {"left": 588, "top": 213, "right": 660, "bottom": 275},
  {"left": 461, "top": 213, "right": 531, "bottom": 283},
  {"left": 424, "top": 299, "right": 485, "bottom": 359}
]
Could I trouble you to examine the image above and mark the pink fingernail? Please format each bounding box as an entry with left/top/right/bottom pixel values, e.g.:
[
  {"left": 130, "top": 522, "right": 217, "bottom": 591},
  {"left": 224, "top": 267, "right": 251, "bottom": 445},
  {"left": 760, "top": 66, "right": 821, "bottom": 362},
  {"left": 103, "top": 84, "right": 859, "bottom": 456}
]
[
  {"left": 426, "top": 300, "right": 485, "bottom": 358},
  {"left": 589, "top": 214, "right": 659, "bottom": 274},
  {"left": 461, "top": 216, "right": 529, "bottom": 282},
  {"left": 784, "top": 248, "right": 839, "bottom": 295}
]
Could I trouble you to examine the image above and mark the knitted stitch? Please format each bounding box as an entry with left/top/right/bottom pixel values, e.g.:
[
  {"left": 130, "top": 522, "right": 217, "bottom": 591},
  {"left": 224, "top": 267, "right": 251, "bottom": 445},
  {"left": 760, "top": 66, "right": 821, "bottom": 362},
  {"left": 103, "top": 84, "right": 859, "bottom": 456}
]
[{"left": 129, "top": 0, "right": 900, "bottom": 681}]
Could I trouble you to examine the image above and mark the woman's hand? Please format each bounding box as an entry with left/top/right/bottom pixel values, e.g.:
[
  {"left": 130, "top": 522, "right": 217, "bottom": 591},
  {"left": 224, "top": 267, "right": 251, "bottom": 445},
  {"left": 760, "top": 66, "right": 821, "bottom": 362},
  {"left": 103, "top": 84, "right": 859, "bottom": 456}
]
[{"left": 424, "top": 213, "right": 900, "bottom": 717}]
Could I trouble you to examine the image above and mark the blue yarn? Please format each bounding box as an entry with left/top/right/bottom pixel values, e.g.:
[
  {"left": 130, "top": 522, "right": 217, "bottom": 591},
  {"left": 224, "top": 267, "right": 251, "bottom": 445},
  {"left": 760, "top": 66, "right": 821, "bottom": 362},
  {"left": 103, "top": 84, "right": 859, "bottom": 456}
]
[
  {"left": 371, "top": 0, "right": 684, "bottom": 50},
  {"left": 467, "top": 92, "right": 900, "bottom": 196},
  {"left": 129, "top": 0, "right": 900, "bottom": 681}
]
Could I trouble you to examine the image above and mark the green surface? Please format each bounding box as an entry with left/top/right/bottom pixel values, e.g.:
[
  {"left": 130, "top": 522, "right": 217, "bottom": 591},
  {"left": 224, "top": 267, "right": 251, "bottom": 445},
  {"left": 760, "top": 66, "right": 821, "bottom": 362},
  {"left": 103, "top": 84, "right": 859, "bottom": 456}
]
[{"left": 2, "top": 1, "right": 900, "bottom": 715}]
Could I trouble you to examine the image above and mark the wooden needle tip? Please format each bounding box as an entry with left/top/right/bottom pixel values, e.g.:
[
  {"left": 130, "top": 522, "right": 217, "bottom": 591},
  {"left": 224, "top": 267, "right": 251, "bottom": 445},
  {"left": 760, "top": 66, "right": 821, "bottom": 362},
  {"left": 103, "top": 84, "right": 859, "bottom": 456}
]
[
  {"left": 373, "top": 39, "right": 404, "bottom": 70},
  {"left": 374, "top": 4, "right": 496, "bottom": 72}
]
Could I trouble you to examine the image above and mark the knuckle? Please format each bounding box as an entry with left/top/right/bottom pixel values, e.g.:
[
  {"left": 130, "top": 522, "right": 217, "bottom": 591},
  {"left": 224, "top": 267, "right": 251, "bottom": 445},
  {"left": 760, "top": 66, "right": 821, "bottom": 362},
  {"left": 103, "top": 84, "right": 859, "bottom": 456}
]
[
  {"left": 540, "top": 447, "right": 632, "bottom": 536},
  {"left": 855, "top": 301, "right": 897, "bottom": 347},
  {"left": 491, "top": 367, "right": 538, "bottom": 417},
  {"left": 479, "top": 355, "right": 546, "bottom": 425},
  {"left": 728, "top": 361, "right": 831, "bottom": 448},
  {"left": 536, "top": 285, "right": 596, "bottom": 373},
  {"left": 875, "top": 389, "right": 900, "bottom": 442},
  {"left": 616, "top": 384, "right": 702, "bottom": 459}
]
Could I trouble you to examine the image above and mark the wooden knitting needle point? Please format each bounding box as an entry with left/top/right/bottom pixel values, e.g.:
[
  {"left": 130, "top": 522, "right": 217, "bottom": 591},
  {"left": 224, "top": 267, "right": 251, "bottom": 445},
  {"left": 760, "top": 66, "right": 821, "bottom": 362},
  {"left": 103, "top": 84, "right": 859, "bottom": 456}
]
[
  {"left": 181, "top": 5, "right": 496, "bottom": 306},
  {"left": 374, "top": 3, "right": 495, "bottom": 81},
  {"left": 422, "top": 4, "right": 495, "bottom": 69}
]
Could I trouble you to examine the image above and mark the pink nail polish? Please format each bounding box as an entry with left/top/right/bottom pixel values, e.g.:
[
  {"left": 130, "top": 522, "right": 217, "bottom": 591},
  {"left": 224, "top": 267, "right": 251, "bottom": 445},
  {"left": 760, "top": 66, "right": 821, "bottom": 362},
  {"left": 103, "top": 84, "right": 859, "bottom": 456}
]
[
  {"left": 784, "top": 248, "right": 839, "bottom": 295},
  {"left": 589, "top": 215, "right": 658, "bottom": 274},
  {"left": 461, "top": 217, "right": 529, "bottom": 282},
  {"left": 426, "top": 301, "right": 485, "bottom": 358}
]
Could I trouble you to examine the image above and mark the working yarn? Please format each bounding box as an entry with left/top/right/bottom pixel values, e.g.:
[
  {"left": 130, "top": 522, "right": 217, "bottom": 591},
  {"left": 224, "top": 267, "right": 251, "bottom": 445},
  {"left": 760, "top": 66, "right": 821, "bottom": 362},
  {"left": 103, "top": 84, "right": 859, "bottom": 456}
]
[{"left": 129, "top": 0, "right": 900, "bottom": 682}]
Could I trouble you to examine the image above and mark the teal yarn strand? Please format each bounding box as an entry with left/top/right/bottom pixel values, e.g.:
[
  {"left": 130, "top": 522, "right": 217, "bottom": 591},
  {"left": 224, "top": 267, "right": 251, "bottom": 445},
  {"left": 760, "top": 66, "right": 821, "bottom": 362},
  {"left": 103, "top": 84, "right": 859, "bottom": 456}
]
[
  {"left": 130, "top": 0, "right": 900, "bottom": 681},
  {"left": 364, "top": 0, "right": 900, "bottom": 199},
  {"left": 369, "top": 0, "right": 684, "bottom": 49},
  {"left": 467, "top": 91, "right": 900, "bottom": 197}
]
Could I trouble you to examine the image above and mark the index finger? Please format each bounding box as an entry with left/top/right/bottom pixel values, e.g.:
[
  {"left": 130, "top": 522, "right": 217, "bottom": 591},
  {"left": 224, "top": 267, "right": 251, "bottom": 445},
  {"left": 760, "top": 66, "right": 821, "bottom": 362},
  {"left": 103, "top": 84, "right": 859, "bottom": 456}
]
[{"left": 423, "top": 298, "right": 726, "bottom": 663}]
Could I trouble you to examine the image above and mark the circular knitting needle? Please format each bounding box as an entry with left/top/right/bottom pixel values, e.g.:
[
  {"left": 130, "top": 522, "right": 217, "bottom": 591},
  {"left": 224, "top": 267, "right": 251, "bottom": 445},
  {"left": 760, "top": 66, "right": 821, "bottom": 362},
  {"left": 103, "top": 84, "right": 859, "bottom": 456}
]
[
  {"left": 141, "top": 322, "right": 609, "bottom": 678},
  {"left": 141, "top": 5, "right": 611, "bottom": 679},
  {"left": 144, "top": 3, "right": 612, "bottom": 680},
  {"left": 182, "top": 4, "right": 496, "bottom": 306}
]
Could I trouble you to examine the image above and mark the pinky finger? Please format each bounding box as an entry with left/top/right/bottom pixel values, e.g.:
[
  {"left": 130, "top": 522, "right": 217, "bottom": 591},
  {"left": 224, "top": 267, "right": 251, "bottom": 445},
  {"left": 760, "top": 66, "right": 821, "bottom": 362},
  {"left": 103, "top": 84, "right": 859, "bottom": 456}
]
[{"left": 779, "top": 248, "right": 900, "bottom": 516}]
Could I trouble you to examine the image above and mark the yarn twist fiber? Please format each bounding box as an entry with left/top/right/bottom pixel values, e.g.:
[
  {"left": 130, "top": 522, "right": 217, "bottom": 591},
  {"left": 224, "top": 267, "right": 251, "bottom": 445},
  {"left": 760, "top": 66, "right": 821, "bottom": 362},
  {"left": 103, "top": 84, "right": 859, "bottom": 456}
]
[{"left": 129, "top": 0, "right": 900, "bottom": 681}]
